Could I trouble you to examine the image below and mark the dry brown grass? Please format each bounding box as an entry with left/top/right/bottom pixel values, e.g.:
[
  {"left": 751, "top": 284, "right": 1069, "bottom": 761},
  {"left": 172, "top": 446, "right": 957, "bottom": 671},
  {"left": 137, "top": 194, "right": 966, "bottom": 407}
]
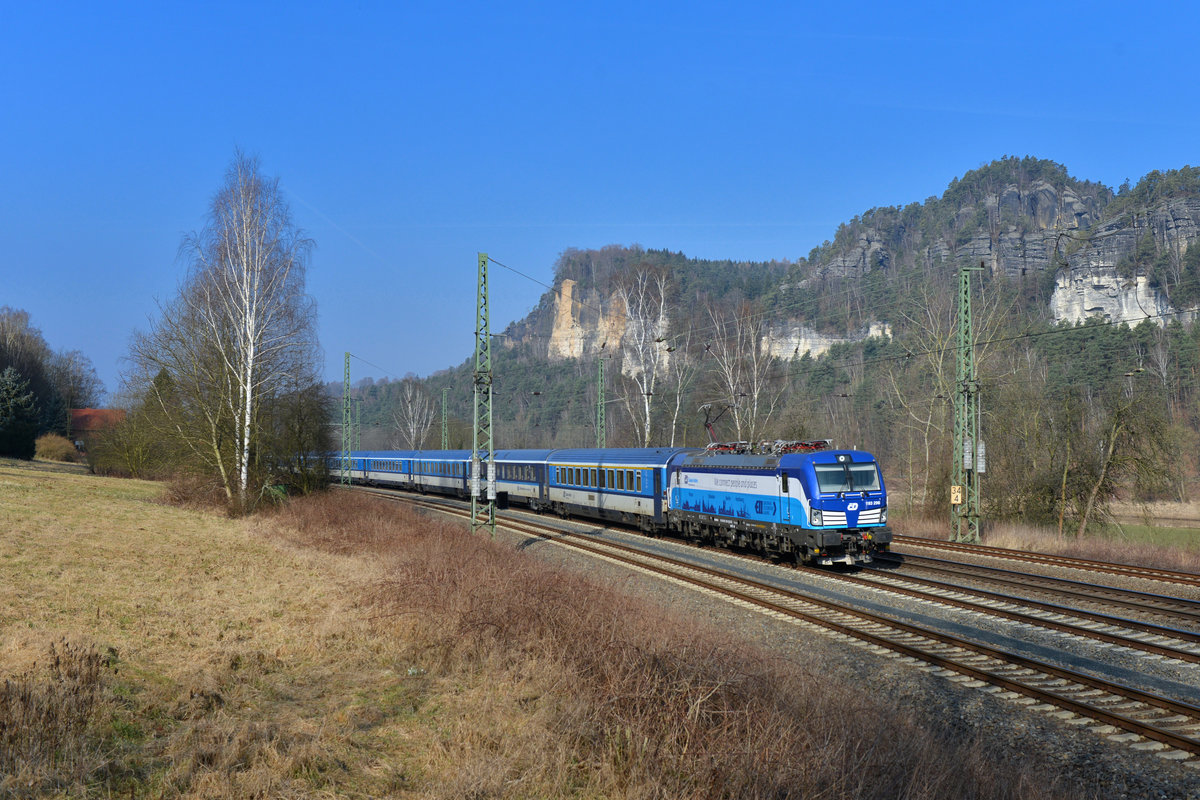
[
  {"left": 0, "top": 465, "right": 411, "bottom": 798},
  {"left": 270, "top": 491, "right": 1081, "bottom": 800},
  {"left": 0, "top": 640, "right": 107, "bottom": 797},
  {"left": 3, "top": 469, "right": 1085, "bottom": 798}
]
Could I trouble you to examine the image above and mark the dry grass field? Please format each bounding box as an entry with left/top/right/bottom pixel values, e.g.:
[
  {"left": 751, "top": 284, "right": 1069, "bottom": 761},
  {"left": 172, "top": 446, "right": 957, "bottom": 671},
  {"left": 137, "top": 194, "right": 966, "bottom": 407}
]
[{"left": 1, "top": 463, "right": 1086, "bottom": 799}]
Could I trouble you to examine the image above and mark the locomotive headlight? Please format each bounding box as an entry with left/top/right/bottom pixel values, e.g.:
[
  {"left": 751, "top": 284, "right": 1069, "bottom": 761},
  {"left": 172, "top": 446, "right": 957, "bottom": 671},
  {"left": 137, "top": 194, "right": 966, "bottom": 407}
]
[
  {"left": 881, "top": 508, "right": 887, "bottom": 523},
  {"left": 810, "top": 509, "right": 823, "bottom": 526}
]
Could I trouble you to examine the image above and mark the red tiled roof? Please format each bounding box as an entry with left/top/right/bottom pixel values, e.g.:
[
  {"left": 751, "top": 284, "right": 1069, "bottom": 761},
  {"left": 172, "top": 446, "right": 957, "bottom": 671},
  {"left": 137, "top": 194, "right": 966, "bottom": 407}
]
[{"left": 70, "top": 408, "right": 126, "bottom": 433}]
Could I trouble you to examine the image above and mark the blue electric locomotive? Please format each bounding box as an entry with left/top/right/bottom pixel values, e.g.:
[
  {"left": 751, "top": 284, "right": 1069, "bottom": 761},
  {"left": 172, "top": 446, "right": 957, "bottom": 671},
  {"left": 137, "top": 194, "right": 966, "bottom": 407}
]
[{"left": 668, "top": 442, "right": 889, "bottom": 565}]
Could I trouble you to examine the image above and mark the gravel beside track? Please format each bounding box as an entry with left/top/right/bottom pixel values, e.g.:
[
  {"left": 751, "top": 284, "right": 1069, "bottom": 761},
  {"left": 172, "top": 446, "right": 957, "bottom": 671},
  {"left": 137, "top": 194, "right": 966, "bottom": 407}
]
[{"left": 489, "top": 512, "right": 1200, "bottom": 800}]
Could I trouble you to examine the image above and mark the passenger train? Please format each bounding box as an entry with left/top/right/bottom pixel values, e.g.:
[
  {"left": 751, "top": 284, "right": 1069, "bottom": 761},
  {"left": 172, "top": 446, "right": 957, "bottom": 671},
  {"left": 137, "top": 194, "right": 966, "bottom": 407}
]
[{"left": 330, "top": 440, "right": 890, "bottom": 565}]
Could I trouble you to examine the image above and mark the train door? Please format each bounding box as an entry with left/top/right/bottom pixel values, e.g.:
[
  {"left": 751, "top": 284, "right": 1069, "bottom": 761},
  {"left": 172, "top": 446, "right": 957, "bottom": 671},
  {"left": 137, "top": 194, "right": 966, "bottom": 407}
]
[
  {"left": 653, "top": 469, "right": 663, "bottom": 521},
  {"left": 781, "top": 471, "right": 791, "bottom": 524}
]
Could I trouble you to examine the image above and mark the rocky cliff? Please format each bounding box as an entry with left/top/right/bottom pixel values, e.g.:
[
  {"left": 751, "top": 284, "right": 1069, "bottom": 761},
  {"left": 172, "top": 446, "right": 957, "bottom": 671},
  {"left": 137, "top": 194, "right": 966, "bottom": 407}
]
[
  {"left": 499, "top": 161, "right": 1200, "bottom": 372},
  {"left": 802, "top": 161, "right": 1200, "bottom": 327}
]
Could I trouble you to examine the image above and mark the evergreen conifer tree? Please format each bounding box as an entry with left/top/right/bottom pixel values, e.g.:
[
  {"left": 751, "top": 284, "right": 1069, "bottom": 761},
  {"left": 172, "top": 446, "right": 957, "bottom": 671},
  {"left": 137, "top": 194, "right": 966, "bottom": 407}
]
[{"left": 0, "top": 366, "right": 40, "bottom": 459}]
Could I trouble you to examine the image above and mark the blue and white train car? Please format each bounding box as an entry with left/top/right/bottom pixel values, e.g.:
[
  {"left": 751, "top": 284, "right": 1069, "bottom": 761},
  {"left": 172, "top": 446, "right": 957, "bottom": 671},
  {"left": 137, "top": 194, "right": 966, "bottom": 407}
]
[
  {"left": 668, "top": 447, "right": 889, "bottom": 565},
  {"left": 541, "top": 447, "right": 697, "bottom": 529},
  {"left": 338, "top": 450, "right": 472, "bottom": 497},
  {"left": 492, "top": 449, "right": 553, "bottom": 510}
]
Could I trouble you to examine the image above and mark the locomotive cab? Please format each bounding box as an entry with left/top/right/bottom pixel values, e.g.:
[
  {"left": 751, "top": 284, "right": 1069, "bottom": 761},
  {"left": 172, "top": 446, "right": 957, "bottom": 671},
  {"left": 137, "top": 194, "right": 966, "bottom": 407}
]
[{"left": 792, "top": 451, "right": 891, "bottom": 563}]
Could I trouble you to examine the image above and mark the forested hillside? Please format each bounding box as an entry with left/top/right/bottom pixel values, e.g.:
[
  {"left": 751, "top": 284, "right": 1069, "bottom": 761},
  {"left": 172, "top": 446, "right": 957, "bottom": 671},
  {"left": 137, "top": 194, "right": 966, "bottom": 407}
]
[{"left": 350, "top": 157, "right": 1200, "bottom": 531}]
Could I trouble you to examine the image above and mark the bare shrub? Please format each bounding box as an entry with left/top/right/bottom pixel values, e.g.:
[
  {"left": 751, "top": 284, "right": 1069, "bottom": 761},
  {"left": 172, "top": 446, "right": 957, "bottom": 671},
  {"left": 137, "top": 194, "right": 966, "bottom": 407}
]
[
  {"left": 268, "top": 488, "right": 403, "bottom": 556},
  {"left": 34, "top": 433, "right": 79, "bottom": 463},
  {"left": 272, "top": 492, "right": 1080, "bottom": 800},
  {"left": 0, "top": 641, "right": 108, "bottom": 798},
  {"left": 163, "top": 471, "right": 238, "bottom": 513}
]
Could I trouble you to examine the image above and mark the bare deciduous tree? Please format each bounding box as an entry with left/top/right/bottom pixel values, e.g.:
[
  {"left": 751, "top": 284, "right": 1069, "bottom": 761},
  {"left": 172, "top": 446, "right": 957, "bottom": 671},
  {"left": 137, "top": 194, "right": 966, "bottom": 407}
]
[
  {"left": 703, "top": 300, "right": 783, "bottom": 443},
  {"left": 663, "top": 323, "right": 700, "bottom": 446},
  {"left": 616, "top": 269, "right": 670, "bottom": 447},
  {"left": 392, "top": 377, "right": 435, "bottom": 449},
  {"left": 129, "top": 151, "right": 321, "bottom": 507},
  {"left": 184, "top": 152, "right": 314, "bottom": 503}
]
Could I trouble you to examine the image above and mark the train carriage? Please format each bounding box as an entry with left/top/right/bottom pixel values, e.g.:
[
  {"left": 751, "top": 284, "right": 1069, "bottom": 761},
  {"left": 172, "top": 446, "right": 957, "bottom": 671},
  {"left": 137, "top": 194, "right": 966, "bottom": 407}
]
[
  {"left": 492, "top": 449, "right": 554, "bottom": 510},
  {"left": 544, "top": 447, "right": 697, "bottom": 529}
]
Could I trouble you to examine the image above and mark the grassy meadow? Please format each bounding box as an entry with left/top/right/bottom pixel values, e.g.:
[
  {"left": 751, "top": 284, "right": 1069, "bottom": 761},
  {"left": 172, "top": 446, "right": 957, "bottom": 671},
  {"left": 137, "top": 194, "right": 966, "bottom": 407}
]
[{"left": 1, "top": 462, "right": 1089, "bottom": 798}]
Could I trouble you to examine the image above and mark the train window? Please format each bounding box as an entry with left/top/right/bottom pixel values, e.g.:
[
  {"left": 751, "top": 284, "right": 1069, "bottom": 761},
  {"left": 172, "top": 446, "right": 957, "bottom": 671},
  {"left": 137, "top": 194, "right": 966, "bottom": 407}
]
[
  {"left": 617, "top": 471, "right": 625, "bottom": 491},
  {"left": 598, "top": 470, "right": 606, "bottom": 489},
  {"left": 573, "top": 467, "right": 579, "bottom": 485},
  {"left": 606, "top": 469, "right": 614, "bottom": 489},
  {"left": 636, "top": 472, "right": 642, "bottom": 493},
  {"left": 848, "top": 464, "right": 881, "bottom": 491},
  {"left": 589, "top": 469, "right": 596, "bottom": 487}
]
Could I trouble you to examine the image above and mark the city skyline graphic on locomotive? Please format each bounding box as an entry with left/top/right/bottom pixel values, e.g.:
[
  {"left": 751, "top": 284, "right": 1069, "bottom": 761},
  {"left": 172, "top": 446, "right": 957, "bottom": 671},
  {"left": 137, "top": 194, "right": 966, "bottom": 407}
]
[{"left": 331, "top": 439, "right": 890, "bottom": 566}]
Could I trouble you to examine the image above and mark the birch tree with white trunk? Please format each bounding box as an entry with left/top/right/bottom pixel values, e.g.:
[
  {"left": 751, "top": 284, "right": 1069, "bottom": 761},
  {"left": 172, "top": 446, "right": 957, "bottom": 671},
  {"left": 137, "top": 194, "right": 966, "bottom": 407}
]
[
  {"left": 184, "top": 153, "right": 313, "bottom": 505},
  {"left": 131, "top": 151, "right": 317, "bottom": 507},
  {"left": 704, "top": 300, "right": 783, "bottom": 444},
  {"left": 616, "top": 270, "right": 670, "bottom": 447},
  {"left": 392, "top": 377, "right": 435, "bottom": 449}
]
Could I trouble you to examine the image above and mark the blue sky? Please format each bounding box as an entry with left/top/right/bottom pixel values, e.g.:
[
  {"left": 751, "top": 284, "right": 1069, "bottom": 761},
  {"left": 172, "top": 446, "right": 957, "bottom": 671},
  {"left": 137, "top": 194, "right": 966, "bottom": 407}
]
[{"left": 2, "top": 1, "right": 1196, "bottom": 397}]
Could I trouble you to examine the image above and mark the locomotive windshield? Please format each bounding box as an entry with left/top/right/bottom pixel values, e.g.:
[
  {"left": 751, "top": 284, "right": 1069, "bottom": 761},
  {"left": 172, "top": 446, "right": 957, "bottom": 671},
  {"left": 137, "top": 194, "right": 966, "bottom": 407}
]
[{"left": 814, "top": 462, "right": 881, "bottom": 493}]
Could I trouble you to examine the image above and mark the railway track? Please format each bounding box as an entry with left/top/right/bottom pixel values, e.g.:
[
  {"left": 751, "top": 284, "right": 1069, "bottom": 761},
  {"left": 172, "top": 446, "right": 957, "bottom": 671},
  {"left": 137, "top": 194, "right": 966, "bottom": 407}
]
[
  {"left": 358, "top": 487, "right": 1200, "bottom": 761},
  {"left": 894, "top": 533, "right": 1200, "bottom": 589},
  {"left": 876, "top": 552, "right": 1200, "bottom": 630},
  {"left": 816, "top": 565, "right": 1200, "bottom": 664}
]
